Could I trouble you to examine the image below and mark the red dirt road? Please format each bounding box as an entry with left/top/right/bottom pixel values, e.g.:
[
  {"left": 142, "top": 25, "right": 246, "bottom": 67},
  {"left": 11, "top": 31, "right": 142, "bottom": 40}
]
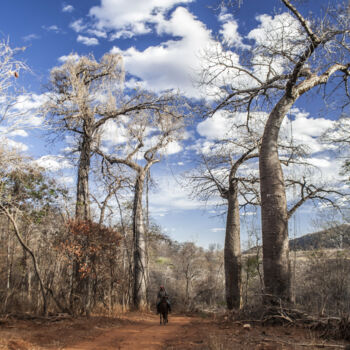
[
  {"left": 65, "top": 314, "right": 194, "bottom": 350},
  {"left": 0, "top": 313, "right": 347, "bottom": 350}
]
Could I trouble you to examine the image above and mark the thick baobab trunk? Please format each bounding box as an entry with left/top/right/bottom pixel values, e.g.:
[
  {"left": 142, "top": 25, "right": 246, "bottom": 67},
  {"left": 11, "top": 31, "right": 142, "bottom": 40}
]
[
  {"left": 76, "top": 133, "right": 92, "bottom": 220},
  {"left": 224, "top": 180, "right": 242, "bottom": 310},
  {"left": 132, "top": 171, "right": 148, "bottom": 310},
  {"left": 259, "top": 96, "right": 295, "bottom": 303}
]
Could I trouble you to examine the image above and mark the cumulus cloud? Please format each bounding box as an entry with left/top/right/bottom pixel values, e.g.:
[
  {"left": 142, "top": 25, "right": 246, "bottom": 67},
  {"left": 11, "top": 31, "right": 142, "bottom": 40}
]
[
  {"left": 87, "top": 29, "right": 107, "bottom": 38},
  {"left": 70, "top": 19, "right": 107, "bottom": 40},
  {"left": 58, "top": 53, "right": 81, "bottom": 63},
  {"left": 197, "top": 110, "right": 234, "bottom": 140},
  {"left": 35, "top": 155, "right": 73, "bottom": 171},
  {"left": 149, "top": 175, "right": 214, "bottom": 214},
  {"left": 282, "top": 108, "right": 335, "bottom": 154},
  {"left": 7, "top": 130, "right": 28, "bottom": 137},
  {"left": 70, "top": 19, "right": 86, "bottom": 33},
  {"left": 77, "top": 35, "right": 99, "bottom": 46},
  {"left": 0, "top": 138, "right": 28, "bottom": 152},
  {"left": 62, "top": 4, "right": 74, "bottom": 12},
  {"left": 218, "top": 10, "right": 248, "bottom": 49},
  {"left": 0, "top": 94, "right": 46, "bottom": 139},
  {"left": 111, "top": 7, "right": 213, "bottom": 97},
  {"left": 196, "top": 110, "right": 266, "bottom": 142},
  {"left": 89, "top": 0, "right": 194, "bottom": 37},
  {"left": 247, "top": 13, "right": 305, "bottom": 79},
  {"left": 100, "top": 120, "right": 128, "bottom": 145},
  {"left": 161, "top": 141, "right": 183, "bottom": 155},
  {"left": 11, "top": 94, "right": 47, "bottom": 127}
]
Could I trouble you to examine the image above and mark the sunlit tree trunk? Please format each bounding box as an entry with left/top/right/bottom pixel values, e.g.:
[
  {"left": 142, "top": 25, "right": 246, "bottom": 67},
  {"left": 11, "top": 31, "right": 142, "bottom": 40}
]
[
  {"left": 76, "top": 130, "right": 92, "bottom": 221},
  {"left": 224, "top": 180, "right": 242, "bottom": 309},
  {"left": 260, "top": 95, "right": 295, "bottom": 303}
]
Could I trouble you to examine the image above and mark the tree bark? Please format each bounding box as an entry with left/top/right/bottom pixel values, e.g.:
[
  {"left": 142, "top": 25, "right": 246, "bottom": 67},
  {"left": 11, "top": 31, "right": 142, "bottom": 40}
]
[
  {"left": 74, "top": 125, "right": 93, "bottom": 315},
  {"left": 259, "top": 95, "right": 295, "bottom": 303},
  {"left": 224, "top": 180, "right": 242, "bottom": 310},
  {"left": 75, "top": 132, "right": 92, "bottom": 221},
  {"left": 132, "top": 171, "right": 148, "bottom": 310}
]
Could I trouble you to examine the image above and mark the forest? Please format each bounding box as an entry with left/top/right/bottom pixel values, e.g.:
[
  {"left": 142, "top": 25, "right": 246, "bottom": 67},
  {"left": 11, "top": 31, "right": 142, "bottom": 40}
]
[{"left": 1, "top": 0, "right": 350, "bottom": 349}]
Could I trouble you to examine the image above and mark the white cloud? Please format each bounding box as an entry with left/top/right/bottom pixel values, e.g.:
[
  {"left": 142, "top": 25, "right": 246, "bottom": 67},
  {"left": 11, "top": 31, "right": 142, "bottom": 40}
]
[
  {"left": 111, "top": 7, "right": 213, "bottom": 97},
  {"left": 281, "top": 109, "right": 335, "bottom": 154},
  {"left": 308, "top": 157, "right": 332, "bottom": 168},
  {"left": 218, "top": 10, "right": 248, "bottom": 49},
  {"left": 42, "top": 25, "right": 61, "bottom": 33},
  {"left": 57, "top": 175, "right": 74, "bottom": 184},
  {"left": 58, "top": 53, "right": 80, "bottom": 63},
  {"left": 62, "top": 4, "right": 74, "bottom": 13},
  {"left": 0, "top": 94, "right": 46, "bottom": 138},
  {"left": 11, "top": 94, "right": 47, "bottom": 127},
  {"left": 87, "top": 29, "right": 107, "bottom": 38},
  {"left": 22, "top": 34, "right": 40, "bottom": 42},
  {"left": 100, "top": 119, "right": 128, "bottom": 144},
  {"left": 110, "top": 30, "right": 134, "bottom": 40},
  {"left": 150, "top": 176, "right": 210, "bottom": 213},
  {"left": 0, "top": 138, "right": 28, "bottom": 152},
  {"left": 71, "top": 19, "right": 107, "bottom": 39},
  {"left": 8, "top": 130, "right": 28, "bottom": 137},
  {"left": 162, "top": 141, "right": 183, "bottom": 155},
  {"left": 247, "top": 13, "right": 305, "bottom": 79},
  {"left": 197, "top": 110, "right": 233, "bottom": 140},
  {"left": 70, "top": 19, "right": 86, "bottom": 33},
  {"left": 211, "top": 228, "right": 225, "bottom": 232},
  {"left": 196, "top": 110, "right": 266, "bottom": 142},
  {"left": 89, "top": 0, "right": 194, "bottom": 37},
  {"left": 77, "top": 35, "right": 99, "bottom": 46},
  {"left": 35, "top": 155, "right": 73, "bottom": 171}
]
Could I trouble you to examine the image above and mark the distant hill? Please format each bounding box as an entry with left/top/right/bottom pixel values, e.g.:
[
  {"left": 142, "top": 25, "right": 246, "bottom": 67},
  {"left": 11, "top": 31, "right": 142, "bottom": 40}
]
[
  {"left": 289, "top": 224, "right": 350, "bottom": 251},
  {"left": 244, "top": 224, "right": 350, "bottom": 254}
]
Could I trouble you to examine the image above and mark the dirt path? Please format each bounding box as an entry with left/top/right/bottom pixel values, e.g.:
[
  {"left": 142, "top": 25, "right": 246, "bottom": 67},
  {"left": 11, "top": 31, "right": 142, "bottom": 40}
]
[
  {"left": 0, "top": 313, "right": 348, "bottom": 350},
  {"left": 65, "top": 314, "right": 194, "bottom": 350}
]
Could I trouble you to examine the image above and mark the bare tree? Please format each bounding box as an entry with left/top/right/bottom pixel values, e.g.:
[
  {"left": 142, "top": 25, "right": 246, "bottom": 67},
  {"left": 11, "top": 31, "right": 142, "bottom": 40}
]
[
  {"left": 187, "top": 116, "right": 261, "bottom": 310},
  {"left": 97, "top": 98, "right": 184, "bottom": 310},
  {"left": 202, "top": 0, "right": 350, "bottom": 303},
  {"left": 42, "top": 54, "right": 186, "bottom": 312},
  {"left": 189, "top": 109, "right": 345, "bottom": 309},
  {"left": 42, "top": 53, "right": 124, "bottom": 221}
]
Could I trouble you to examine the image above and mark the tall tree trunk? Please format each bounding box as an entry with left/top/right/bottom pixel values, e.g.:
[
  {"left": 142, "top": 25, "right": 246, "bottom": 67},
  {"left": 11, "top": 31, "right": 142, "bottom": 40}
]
[
  {"left": 132, "top": 171, "right": 148, "bottom": 310},
  {"left": 259, "top": 95, "right": 295, "bottom": 303},
  {"left": 76, "top": 133, "right": 92, "bottom": 221},
  {"left": 224, "top": 180, "right": 242, "bottom": 310},
  {"left": 75, "top": 130, "right": 93, "bottom": 315}
]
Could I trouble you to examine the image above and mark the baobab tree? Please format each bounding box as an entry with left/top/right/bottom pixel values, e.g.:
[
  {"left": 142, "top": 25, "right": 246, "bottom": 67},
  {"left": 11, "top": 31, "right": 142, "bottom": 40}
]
[
  {"left": 188, "top": 110, "right": 339, "bottom": 309},
  {"left": 202, "top": 0, "right": 350, "bottom": 303},
  {"left": 187, "top": 112, "right": 263, "bottom": 310},
  {"left": 96, "top": 97, "right": 185, "bottom": 310}
]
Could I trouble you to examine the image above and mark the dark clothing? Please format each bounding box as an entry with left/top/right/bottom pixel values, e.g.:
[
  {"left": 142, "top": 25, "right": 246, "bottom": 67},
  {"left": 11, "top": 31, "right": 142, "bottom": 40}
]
[
  {"left": 157, "top": 290, "right": 168, "bottom": 299},
  {"left": 156, "top": 289, "right": 171, "bottom": 313}
]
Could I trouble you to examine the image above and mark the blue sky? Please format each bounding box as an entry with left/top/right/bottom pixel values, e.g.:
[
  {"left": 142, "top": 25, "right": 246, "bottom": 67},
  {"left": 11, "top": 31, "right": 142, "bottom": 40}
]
[{"left": 0, "top": 0, "right": 344, "bottom": 248}]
